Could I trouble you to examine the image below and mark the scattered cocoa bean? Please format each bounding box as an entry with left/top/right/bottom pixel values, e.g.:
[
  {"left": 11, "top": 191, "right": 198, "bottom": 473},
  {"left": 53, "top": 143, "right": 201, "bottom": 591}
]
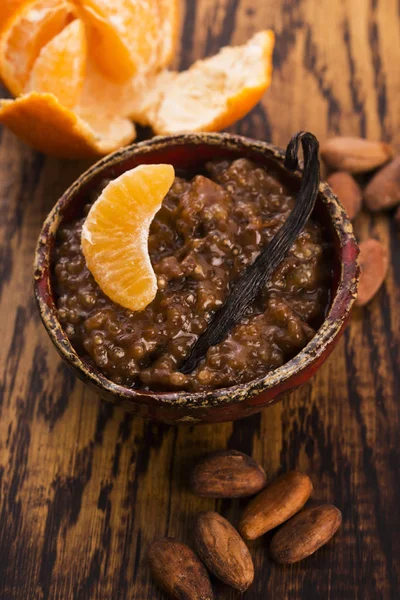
[
  {"left": 326, "top": 171, "right": 362, "bottom": 220},
  {"left": 355, "top": 239, "right": 389, "bottom": 307},
  {"left": 148, "top": 538, "right": 213, "bottom": 600},
  {"left": 150, "top": 453, "right": 343, "bottom": 595},
  {"left": 194, "top": 512, "right": 254, "bottom": 592},
  {"left": 321, "top": 137, "right": 393, "bottom": 173},
  {"left": 270, "top": 504, "right": 342, "bottom": 564},
  {"left": 364, "top": 155, "right": 400, "bottom": 212},
  {"left": 239, "top": 471, "right": 313, "bottom": 540},
  {"left": 190, "top": 450, "right": 266, "bottom": 498}
]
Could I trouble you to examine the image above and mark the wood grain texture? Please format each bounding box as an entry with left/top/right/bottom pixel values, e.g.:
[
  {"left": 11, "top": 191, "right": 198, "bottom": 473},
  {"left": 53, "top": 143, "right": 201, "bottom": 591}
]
[{"left": 1, "top": 0, "right": 400, "bottom": 598}]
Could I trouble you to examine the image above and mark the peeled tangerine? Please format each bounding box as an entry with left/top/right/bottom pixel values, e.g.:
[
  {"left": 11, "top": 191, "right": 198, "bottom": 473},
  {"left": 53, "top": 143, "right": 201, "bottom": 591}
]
[
  {"left": 0, "top": 7, "right": 274, "bottom": 157},
  {"left": 81, "top": 164, "right": 175, "bottom": 311}
]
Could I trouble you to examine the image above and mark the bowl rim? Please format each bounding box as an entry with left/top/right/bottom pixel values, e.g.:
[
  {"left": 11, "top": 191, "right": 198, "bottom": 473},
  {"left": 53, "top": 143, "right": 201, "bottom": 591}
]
[{"left": 33, "top": 132, "right": 359, "bottom": 410}]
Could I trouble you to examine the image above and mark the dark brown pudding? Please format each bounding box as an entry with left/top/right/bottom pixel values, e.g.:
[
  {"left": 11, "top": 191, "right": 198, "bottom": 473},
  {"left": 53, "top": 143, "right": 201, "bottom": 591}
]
[{"left": 53, "top": 158, "right": 333, "bottom": 392}]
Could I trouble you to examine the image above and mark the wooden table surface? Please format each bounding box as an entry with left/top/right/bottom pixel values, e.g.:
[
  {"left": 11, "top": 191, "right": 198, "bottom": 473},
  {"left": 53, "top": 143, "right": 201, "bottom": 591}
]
[{"left": 1, "top": 1, "right": 400, "bottom": 598}]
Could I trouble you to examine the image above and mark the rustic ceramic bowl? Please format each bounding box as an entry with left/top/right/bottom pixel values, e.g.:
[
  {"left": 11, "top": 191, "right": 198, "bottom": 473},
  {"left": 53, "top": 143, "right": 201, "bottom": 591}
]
[{"left": 34, "top": 133, "right": 359, "bottom": 424}]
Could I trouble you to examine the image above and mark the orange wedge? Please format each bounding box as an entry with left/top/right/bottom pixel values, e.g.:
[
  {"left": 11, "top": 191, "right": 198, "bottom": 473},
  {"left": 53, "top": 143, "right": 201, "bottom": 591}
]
[
  {"left": 0, "top": 0, "right": 31, "bottom": 35},
  {"left": 27, "top": 18, "right": 86, "bottom": 108},
  {"left": 146, "top": 30, "right": 275, "bottom": 134},
  {"left": 156, "top": 0, "right": 179, "bottom": 67},
  {"left": 0, "top": 0, "right": 75, "bottom": 96},
  {"left": 0, "top": 92, "right": 136, "bottom": 157},
  {"left": 81, "top": 164, "right": 175, "bottom": 311},
  {"left": 71, "top": 0, "right": 170, "bottom": 82}
]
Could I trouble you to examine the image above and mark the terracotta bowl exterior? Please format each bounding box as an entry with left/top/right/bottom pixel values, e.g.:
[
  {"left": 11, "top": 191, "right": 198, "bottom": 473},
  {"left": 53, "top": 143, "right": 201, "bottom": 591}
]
[{"left": 33, "top": 133, "right": 359, "bottom": 424}]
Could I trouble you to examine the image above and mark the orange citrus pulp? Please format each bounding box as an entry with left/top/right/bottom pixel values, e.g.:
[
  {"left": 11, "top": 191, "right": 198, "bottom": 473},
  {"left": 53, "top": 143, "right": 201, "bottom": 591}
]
[
  {"left": 27, "top": 18, "right": 87, "bottom": 108},
  {"left": 81, "top": 164, "right": 175, "bottom": 311},
  {"left": 0, "top": 0, "right": 31, "bottom": 35},
  {"left": 70, "top": 0, "right": 178, "bottom": 82},
  {"left": 0, "top": 0, "right": 75, "bottom": 96}
]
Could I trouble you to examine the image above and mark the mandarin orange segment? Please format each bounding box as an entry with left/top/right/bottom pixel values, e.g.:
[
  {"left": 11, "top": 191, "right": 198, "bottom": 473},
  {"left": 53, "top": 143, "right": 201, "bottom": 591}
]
[
  {"left": 0, "top": 92, "right": 136, "bottom": 157},
  {"left": 81, "top": 164, "right": 175, "bottom": 311},
  {"left": 27, "top": 18, "right": 86, "bottom": 108},
  {"left": 155, "top": 0, "right": 180, "bottom": 67},
  {"left": 0, "top": 0, "right": 75, "bottom": 96},
  {"left": 71, "top": 0, "right": 160, "bottom": 82},
  {"left": 148, "top": 30, "right": 275, "bottom": 134},
  {"left": 0, "top": 0, "right": 32, "bottom": 35}
]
